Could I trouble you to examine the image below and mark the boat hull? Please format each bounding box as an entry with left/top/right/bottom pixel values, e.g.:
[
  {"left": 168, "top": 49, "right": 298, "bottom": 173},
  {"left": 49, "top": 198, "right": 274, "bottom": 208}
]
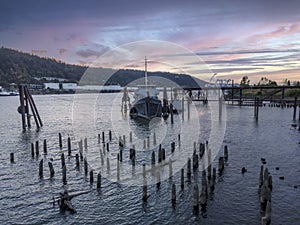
[{"left": 130, "top": 97, "right": 162, "bottom": 120}]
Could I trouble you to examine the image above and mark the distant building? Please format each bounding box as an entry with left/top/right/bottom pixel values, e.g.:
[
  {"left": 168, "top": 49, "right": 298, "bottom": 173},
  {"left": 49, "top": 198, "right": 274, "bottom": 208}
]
[
  {"left": 44, "top": 83, "right": 60, "bottom": 90},
  {"left": 29, "top": 84, "right": 43, "bottom": 90},
  {"left": 62, "top": 83, "right": 77, "bottom": 90}
]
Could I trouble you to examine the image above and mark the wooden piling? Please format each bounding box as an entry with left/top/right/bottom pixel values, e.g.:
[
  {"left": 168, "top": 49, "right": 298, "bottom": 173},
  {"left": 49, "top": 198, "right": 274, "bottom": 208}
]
[
  {"left": 187, "top": 97, "right": 190, "bottom": 120},
  {"left": 172, "top": 183, "right": 176, "bottom": 207},
  {"left": 193, "top": 184, "right": 199, "bottom": 216},
  {"left": 19, "top": 85, "right": 26, "bottom": 130},
  {"left": 122, "top": 135, "right": 125, "bottom": 146},
  {"left": 10, "top": 153, "right": 14, "bottom": 163},
  {"left": 107, "top": 157, "right": 110, "bottom": 172},
  {"left": 43, "top": 139, "right": 47, "bottom": 155},
  {"left": 143, "top": 164, "right": 146, "bottom": 179},
  {"left": 84, "top": 157, "right": 88, "bottom": 175},
  {"left": 162, "top": 148, "right": 166, "bottom": 161},
  {"left": 199, "top": 143, "right": 205, "bottom": 158},
  {"left": 207, "top": 164, "right": 212, "bottom": 181},
  {"left": 90, "top": 170, "right": 94, "bottom": 184},
  {"left": 293, "top": 97, "right": 297, "bottom": 120},
  {"left": 187, "top": 158, "right": 191, "bottom": 180},
  {"left": 224, "top": 145, "right": 228, "bottom": 161},
  {"left": 129, "top": 131, "right": 132, "bottom": 142},
  {"left": 102, "top": 131, "right": 105, "bottom": 143},
  {"left": 61, "top": 153, "right": 65, "bottom": 168},
  {"left": 169, "top": 159, "right": 173, "bottom": 178},
  {"left": 84, "top": 137, "right": 88, "bottom": 150},
  {"left": 78, "top": 139, "right": 83, "bottom": 153},
  {"left": 193, "top": 152, "right": 199, "bottom": 170},
  {"left": 156, "top": 171, "right": 161, "bottom": 190},
  {"left": 182, "top": 97, "right": 184, "bottom": 121},
  {"left": 158, "top": 148, "right": 162, "bottom": 163},
  {"left": 109, "top": 130, "right": 112, "bottom": 141},
  {"left": 259, "top": 165, "right": 264, "bottom": 188},
  {"left": 147, "top": 136, "right": 150, "bottom": 148},
  {"left": 67, "top": 137, "right": 71, "bottom": 156},
  {"left": 31, "top": 143, "right": 34, "bottom": 158},
  {"left": 171, "top": 142, "right": 175, "bottom": 153},
  {"left": 62, "top": 165, "right": 67, "bottom": 184},
  {"left": 119, "top": 148, "right": 123, "bottom": 162},
  {"left": 59, "top": 133, "right": 62, "bottom": 148},
  {"left": 98, "top": 133, "right": 101, "bottom": 144},
  {"left": 219, "top": 96, "right": 222, "bottom": 120},
  {"left": 35, "top": 141, "right": 39, "bottom": 157},
  {"left": 218, "top": 156, "right": 224, "bottom": 173},
  {"left": 75, "top": 154, "right": 80, "bottom": 168},
  {"left": 151, "top": 151, "right": 155, "bottom": 168},
  {"left": 117, "top": 154, "right": 120, "bottom": 181},
  {"left": 39, "top": 159, "right": 43, "bottom": 178},
  {"left": 48, "top": 162, "right": 55, "bottom": 177},
  {"left": 142, "top": 179, "right": 148, "bottom": 202},
  {"left": 97, "top": 172, "right": 101, "bottom": 189},
  {"left": 153, "top": 132, "right": 156, "bottom": 146},
  {"left": 170, "top": 103, "right": 174, "bottom": 124},
  {"left": 106, "top": 143, "right": 109, "bottom": 152},
  {"left": 181, "top": 168, "right": 184, "bottom": 190}
]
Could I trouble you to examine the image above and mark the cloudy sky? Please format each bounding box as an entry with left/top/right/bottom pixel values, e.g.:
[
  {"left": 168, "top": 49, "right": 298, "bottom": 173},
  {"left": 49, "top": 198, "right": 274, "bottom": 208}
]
[{"left": 1, "top": 0, "right": 300, "bottom": 83}]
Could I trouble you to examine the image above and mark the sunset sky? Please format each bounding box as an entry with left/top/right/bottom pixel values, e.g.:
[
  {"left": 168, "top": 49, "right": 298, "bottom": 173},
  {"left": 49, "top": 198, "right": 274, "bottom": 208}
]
[{"left": 1, "top": 0, "right": 300, "bottom": 84}]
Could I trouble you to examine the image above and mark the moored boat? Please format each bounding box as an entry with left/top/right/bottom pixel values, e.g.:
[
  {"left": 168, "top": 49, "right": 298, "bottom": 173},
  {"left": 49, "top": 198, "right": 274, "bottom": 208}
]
[{"left": 129, "top": 58, "right": 162, "bottom": 120}]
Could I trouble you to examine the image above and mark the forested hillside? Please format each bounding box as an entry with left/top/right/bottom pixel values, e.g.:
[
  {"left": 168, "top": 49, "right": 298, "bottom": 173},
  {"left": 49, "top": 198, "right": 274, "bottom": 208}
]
[{"left": 0, "top": 47, "right": 203, "bottom": 88}]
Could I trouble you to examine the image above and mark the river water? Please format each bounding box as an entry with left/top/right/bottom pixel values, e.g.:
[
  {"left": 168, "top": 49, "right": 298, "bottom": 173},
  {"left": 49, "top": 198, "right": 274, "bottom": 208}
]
[{"left": 0, "top": 93, "right": 299, "bottom": 225}]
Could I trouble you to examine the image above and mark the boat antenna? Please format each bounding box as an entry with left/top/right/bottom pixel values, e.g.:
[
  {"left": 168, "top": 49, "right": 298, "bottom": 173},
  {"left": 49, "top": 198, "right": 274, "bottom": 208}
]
[{"left": 145, "top": 56, "right": 148, "bottom": 87}]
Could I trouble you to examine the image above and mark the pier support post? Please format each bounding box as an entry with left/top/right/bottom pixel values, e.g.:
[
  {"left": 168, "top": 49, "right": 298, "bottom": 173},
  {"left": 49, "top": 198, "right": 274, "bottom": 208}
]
[
  {"left": 35, "top": 141, "right": 39, "bottom": 157},
  {"left": 10, "top": 153, "right": 14, "bottom": 163},
  {"left": 156, "top": 171, "right": 161, "bottom": 190},
  {"left": 97, "top": 172, "right": 101, "bottom": 189},
  {"left": 31, "top": 143, "right": 34, "bottom": 158},
  {"left": 293, "top": 97, "right": 297, "bottom": 120},
  {"left": 61, "top": 153, "right": 65, "bottom": 168},
  {"left": 224, "top": 145, "right": 228, "bottom": 161},
  {"left": 169, "top": 159, "right": 173, "bottom": 178},
  {"left": 43, "top": 139, "right": 47, "bottom": 155},
  {"left": 48, "top": 162, "right": 55, "bottom": 177},
  {"left": 172, "top": 183, "right": 176, "bottom": 208},
  {"left": 187, "top": 158, "right": 191, "bottom": 181},
  {"left": 181, "top": 168, "right": 184, "bottom": 190},
  {"left": 193, "top": 184, "right": 199, "bottom": 216},
  {"left": 75, "top": 154, "right": 80, "bottom": 168},
  {"left": 84, "top": 157, "right": 88, "bottom": 176},
  {"left": 117, "top": 154, "right": 120, "bottom": 181},
  {"left": 182, "top": 97, "right": 184, "bottom": 121},
  {"left": 109, "top": 130, "right": 112, "bottom": 141},
  {"left": 62, "top": 165, "right": 67, "bottom": 184},
  {"left": 59, "top": 133, "right": 62, "bottom": 148},
  {"left": 84, "top": 137, "right": 88, "bottom": 150},
  {"left": 90, "top": 170, "right": 94, "bottom": 184},
  {"left": 67, "top": 137, "right": 71, "bottom": 156}
]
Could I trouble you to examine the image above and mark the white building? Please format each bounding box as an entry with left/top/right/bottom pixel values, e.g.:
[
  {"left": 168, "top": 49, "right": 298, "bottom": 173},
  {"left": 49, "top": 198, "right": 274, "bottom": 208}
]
[
  {"left": 44, "top": 83, "right": 60, "bottom": 90},
  {"left": 62, "top": 83, "right": 77, "bottom": 90}
]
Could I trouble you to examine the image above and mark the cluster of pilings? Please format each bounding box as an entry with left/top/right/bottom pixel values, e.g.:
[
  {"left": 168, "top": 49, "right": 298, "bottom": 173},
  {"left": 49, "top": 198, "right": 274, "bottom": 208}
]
[
  {"left": 10, "top": 129, "right": 231, "bottom": 218},
  {"left": 259, "top": 160, "right": 272, "bottom": 225}
]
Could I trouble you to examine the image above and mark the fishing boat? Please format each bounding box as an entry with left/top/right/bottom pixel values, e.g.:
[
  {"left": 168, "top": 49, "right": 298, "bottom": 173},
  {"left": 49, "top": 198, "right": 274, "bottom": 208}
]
[{"left": 129, "top": 58, "right": 162, "bottom": 120}]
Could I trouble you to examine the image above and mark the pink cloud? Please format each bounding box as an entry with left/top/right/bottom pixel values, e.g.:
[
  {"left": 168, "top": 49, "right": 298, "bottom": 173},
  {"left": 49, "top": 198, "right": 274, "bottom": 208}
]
[{"left": 247, "top": 23, "right": 300, "bottom": 43}]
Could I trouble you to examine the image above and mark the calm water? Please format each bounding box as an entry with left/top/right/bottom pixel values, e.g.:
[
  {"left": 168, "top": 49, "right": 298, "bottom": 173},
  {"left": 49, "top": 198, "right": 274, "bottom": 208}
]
[{"left": 0, "top": 94, "right": 299, "bottom": 225}]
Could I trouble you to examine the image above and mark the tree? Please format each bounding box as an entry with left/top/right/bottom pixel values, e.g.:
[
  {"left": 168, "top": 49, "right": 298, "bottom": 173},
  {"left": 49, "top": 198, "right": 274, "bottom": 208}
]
[{"left": 240, "top": 76, "right": 250, "bottom": 86}]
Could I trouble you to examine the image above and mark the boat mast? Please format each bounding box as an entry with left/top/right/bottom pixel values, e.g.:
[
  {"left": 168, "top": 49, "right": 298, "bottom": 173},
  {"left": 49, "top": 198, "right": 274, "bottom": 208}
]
[{"left": 145, "top": 56, "right": 148, "bottom": 87}]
